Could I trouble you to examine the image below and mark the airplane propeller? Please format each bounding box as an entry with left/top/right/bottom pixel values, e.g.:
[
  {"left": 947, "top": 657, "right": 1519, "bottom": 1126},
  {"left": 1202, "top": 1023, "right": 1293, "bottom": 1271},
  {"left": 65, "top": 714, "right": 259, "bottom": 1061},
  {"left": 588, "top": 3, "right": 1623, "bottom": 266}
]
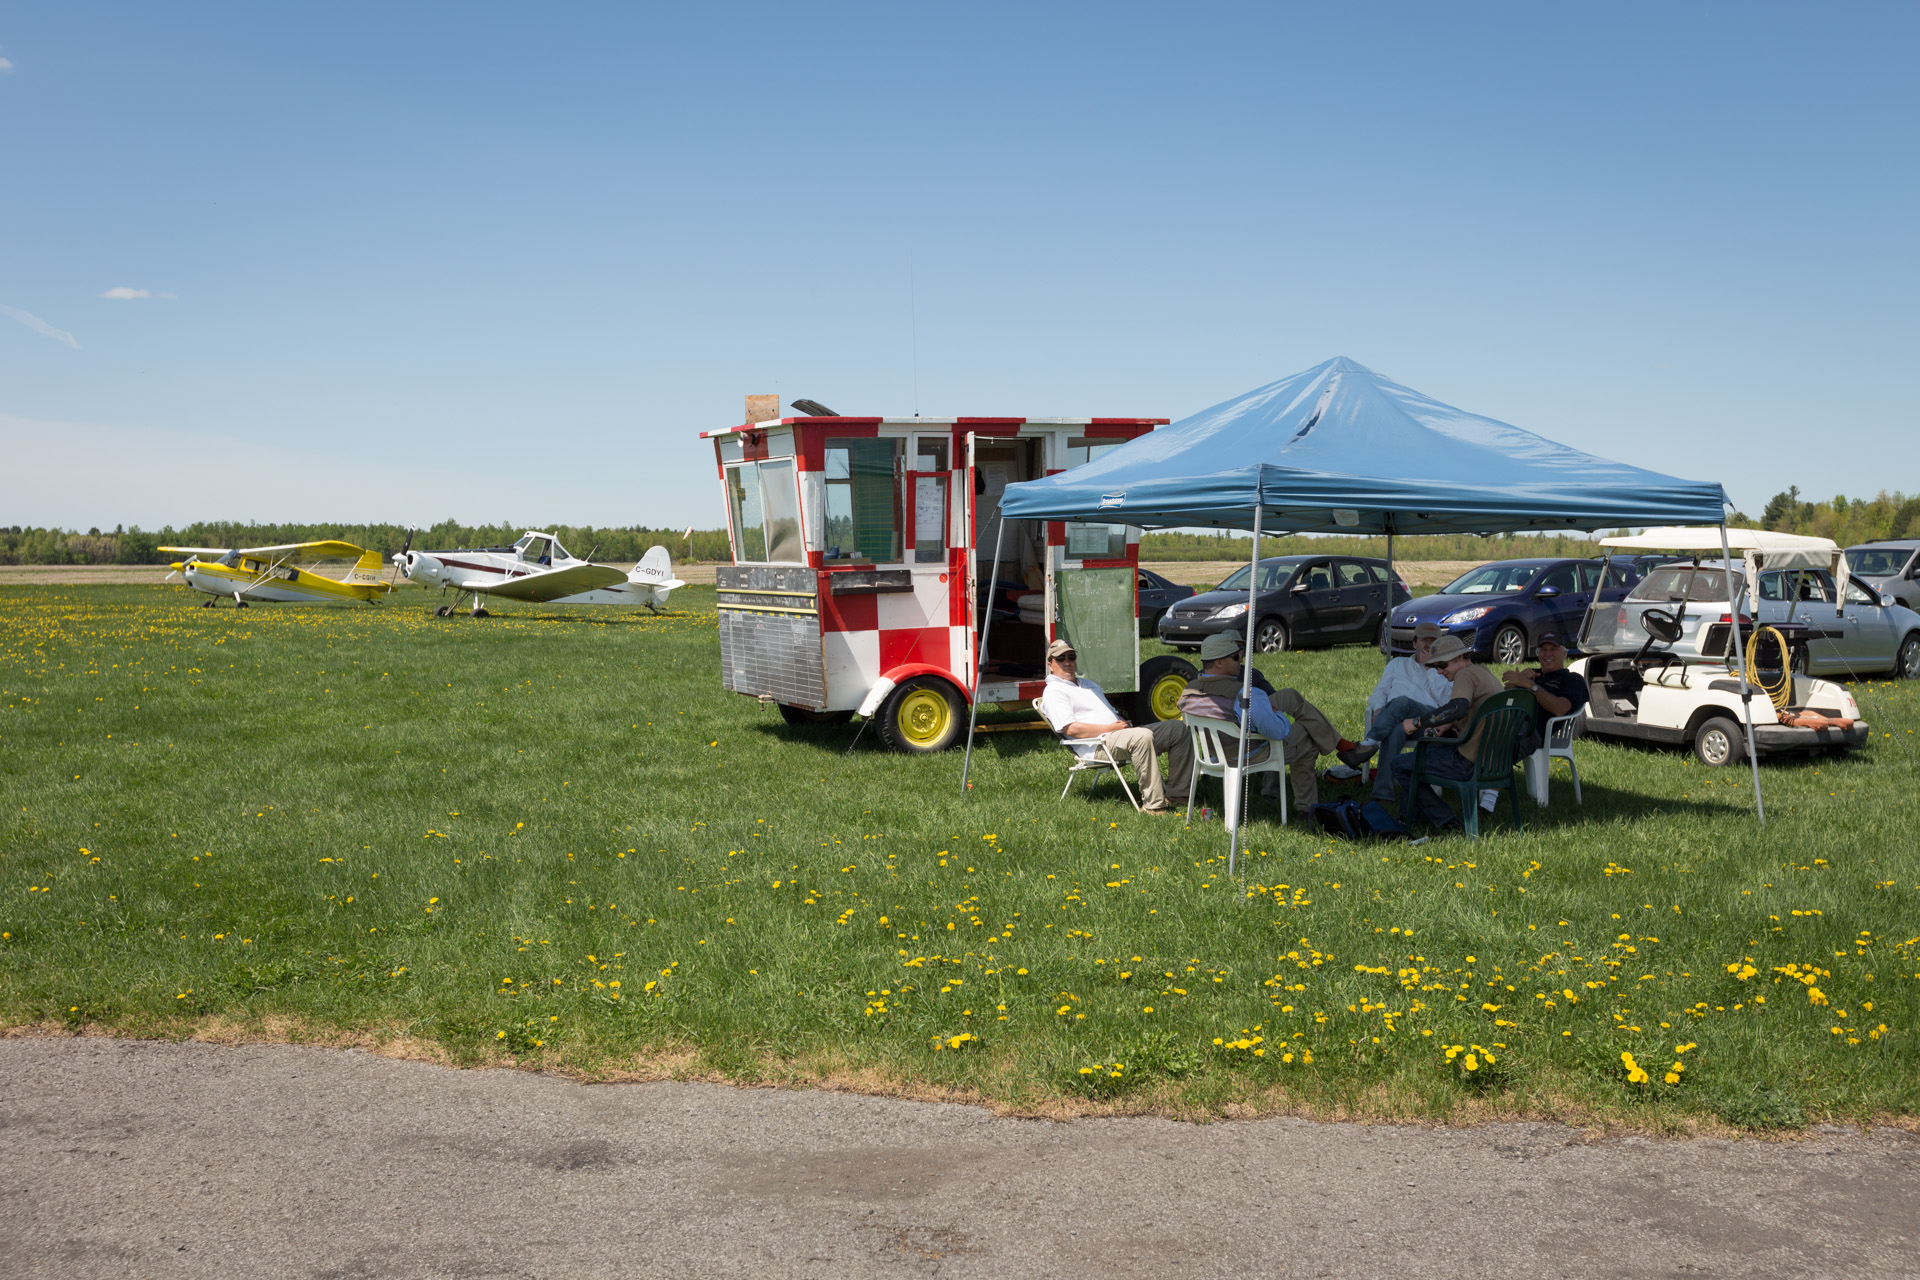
[{"left": 387, "top": 526, "right": 416, "bottom": 590}]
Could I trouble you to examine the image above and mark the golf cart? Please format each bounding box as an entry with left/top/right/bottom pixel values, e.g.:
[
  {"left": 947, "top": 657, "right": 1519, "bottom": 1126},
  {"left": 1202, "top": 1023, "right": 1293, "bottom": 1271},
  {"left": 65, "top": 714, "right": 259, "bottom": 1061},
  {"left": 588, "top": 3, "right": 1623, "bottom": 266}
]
[{"left": 1575, "top": 528, "right": 1869, "bottom": 765}]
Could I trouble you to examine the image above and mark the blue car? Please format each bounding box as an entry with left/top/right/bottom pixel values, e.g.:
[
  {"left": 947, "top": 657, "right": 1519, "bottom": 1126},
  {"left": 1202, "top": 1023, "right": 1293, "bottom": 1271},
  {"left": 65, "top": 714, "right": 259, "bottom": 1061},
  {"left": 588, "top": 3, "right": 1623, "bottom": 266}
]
[{"left": 1386, "top": 558, "right": 1641, "bottom": 664}]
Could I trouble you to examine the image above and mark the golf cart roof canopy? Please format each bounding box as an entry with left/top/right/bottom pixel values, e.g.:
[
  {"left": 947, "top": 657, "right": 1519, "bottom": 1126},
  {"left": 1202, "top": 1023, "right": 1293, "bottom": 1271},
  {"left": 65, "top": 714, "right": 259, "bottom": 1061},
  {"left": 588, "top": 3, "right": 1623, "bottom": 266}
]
[{"left": 1601, "top": 527, "right": 1846, "bottom": 607}]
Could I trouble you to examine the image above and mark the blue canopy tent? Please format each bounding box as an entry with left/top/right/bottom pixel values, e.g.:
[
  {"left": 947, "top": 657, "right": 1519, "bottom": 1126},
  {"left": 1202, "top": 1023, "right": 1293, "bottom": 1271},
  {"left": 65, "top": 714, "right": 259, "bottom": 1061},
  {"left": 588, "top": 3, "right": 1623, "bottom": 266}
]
[{"left": 965, "top": 358, "right": 1757, "bottom": 857}]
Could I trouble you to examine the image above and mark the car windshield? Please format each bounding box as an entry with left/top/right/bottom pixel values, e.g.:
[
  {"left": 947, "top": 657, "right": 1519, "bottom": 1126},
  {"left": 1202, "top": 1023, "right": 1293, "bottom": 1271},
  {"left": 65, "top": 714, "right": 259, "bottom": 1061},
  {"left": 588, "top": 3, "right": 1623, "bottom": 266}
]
[
  {"left": 1440, "top": 564, "right": 1538, "bottom": 595},
  {"left": 1628, "top": 566, "right": 1739, "bottom": 603},
  {"left": 1846, "top": 548, "right": 1911, "bottom": 576},
  {"left": 1216, "top": 562, "right": 1295, "bottom": 592}
]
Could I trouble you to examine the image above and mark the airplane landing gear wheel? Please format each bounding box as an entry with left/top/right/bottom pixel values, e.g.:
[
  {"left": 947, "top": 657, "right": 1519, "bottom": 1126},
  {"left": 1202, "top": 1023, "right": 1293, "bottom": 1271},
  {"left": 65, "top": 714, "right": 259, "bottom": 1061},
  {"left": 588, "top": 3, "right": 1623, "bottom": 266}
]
[
  {"left": 434, "top": 605, "right": 451, "bottom": 618},
  {"left": 472, "top": 607, "right": 490, "bottom": 619},
  {"left": 877, "top": 676, "right": 965, "bottom": 753}
]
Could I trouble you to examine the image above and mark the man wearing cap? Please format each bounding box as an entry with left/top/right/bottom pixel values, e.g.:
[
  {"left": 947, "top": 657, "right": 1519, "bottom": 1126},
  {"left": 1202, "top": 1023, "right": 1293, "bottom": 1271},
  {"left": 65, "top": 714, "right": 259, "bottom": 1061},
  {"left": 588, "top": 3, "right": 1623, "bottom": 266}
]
[
  {"left": 1038, "top": 638, "right": 1189, "bottom": 813},
  {"left": 1352, "top": 623, "right": 1455, "bottom": 798},
  {"left": 1384, "top": 633, "right": 1505, "bottom": 830},
  {"left": 1179, "top": 632, "right": 1363, "bottom": 812},
  {"left": 1501, "top": 631, "right": 1588, "bottom": 756}
]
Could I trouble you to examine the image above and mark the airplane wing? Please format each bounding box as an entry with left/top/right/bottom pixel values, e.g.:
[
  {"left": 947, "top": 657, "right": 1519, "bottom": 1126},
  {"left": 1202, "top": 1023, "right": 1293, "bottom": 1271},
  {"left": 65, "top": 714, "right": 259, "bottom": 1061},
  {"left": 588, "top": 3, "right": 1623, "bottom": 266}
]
[
  {"left": 159, "top": 540, "right": 370, "bottom": 560},
  {"left": 460, "top": 563, "right": 627, "bottom": 602}
]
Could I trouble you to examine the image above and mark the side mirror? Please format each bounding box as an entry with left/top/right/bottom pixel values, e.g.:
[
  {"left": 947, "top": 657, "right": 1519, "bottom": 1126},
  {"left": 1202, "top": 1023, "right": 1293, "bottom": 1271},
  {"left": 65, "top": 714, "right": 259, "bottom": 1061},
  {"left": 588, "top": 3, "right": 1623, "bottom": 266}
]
[
  {"left": 1290, "top": 581, "right": 1309, "bottom": 593},
  {"left": 1536, "top": 585, "right": 1561, "bottom": 598}
]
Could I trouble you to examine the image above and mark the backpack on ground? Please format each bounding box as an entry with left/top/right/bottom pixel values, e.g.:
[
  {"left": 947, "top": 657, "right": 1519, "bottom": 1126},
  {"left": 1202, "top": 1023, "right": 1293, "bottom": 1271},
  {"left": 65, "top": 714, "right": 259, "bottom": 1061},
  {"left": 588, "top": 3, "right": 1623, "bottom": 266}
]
[{"left": 1311, "top": 797, "right": 1407, "bottom": 840}]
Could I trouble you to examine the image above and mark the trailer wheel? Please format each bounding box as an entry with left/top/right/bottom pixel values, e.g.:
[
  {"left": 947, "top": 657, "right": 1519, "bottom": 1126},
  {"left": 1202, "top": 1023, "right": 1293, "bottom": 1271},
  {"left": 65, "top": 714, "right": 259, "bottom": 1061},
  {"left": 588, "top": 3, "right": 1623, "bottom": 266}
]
[
  {"left": 878, "top": 677, "right": 965, "bottom": 753},
  {"left": 777, "top": 704, "right": 853, "bottom": 728},
  {"left": 1132, "top": 655, "right": 1197, "bottom": 723},
  {"left": 1692, "top": 715, "right": 1745, "bottom": 768}
]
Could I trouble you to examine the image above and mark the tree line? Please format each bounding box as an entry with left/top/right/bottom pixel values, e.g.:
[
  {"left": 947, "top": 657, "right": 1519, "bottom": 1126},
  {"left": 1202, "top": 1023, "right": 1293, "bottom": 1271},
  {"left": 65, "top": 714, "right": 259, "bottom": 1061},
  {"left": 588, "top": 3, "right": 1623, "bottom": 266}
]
[
  {"left": 0, "top": 522, "right": 732, "bottom": 566},
  {"left": 4, "top": 490, "right": 1912, "bottom": 566}
]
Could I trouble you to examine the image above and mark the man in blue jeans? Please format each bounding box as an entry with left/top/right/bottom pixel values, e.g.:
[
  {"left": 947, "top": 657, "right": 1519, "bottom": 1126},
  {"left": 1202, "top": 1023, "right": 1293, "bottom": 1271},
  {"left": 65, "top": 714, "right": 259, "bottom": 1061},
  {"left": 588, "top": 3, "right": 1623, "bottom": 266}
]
[
  {"left": 1360, "top": 621, "right": 1453, "bottom": 803},
  {"left": 1386, "top": 633, "right": 1504, "bottom": 830}
]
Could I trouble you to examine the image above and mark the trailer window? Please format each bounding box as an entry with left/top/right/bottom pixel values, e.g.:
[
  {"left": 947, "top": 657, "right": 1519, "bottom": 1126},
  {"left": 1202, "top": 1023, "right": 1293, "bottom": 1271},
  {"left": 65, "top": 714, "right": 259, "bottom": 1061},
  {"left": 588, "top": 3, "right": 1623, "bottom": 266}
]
[
  {"left": 759, "top": 459, "right": 802, "bottom": 563},
  {"left": 823, "top": 438, "right": 901, "bottom": 563},
  {"left": 726, "top": 464, "right": 767, "bottom": 562}
]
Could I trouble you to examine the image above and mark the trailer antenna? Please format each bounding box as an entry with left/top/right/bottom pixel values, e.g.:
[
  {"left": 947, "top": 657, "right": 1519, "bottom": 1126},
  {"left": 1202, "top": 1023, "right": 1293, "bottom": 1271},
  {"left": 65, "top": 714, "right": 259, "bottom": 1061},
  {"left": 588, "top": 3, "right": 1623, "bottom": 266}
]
[{"left": 909, "top": 247, "right": 920, "bottom": 417}]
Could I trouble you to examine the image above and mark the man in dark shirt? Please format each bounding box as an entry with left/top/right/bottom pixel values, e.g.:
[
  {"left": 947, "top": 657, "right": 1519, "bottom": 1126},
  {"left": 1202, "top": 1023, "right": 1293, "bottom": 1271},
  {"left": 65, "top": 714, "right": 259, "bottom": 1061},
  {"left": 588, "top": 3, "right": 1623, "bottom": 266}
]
[{"left": 1500, "top": 631, "right": 1588, "bottom": 757}]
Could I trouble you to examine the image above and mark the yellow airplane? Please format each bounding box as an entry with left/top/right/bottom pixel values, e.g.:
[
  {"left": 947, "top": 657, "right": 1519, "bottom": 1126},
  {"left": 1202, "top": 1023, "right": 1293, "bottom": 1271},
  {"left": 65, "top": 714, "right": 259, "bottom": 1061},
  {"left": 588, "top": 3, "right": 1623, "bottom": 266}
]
[{"left": 160, "top": 541, "right": 394, "bottom": 607}]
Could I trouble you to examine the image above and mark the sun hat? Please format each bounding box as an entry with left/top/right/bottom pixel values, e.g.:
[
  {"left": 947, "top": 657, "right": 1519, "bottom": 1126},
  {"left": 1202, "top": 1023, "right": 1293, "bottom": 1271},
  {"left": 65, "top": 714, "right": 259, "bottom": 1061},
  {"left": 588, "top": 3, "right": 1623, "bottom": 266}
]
[
  {"left": 1426, "top": 634, "right": 1471, "bottom": 665},
  {"left": 1412, "top": 621, "right": 1444, "bottom": 640},
  {"left": 1046, "top": 638, "right": 1077, "bottom": 660},
  {"left": 1198, "top": 632, "right": 1247, "bottom": 662}
]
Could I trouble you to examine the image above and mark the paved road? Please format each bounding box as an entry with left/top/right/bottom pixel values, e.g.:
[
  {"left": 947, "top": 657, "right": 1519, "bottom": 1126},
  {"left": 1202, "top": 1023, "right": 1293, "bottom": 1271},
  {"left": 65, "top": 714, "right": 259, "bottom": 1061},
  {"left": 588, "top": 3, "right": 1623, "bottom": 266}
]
[{"left": 4, "top": 1038, "right": 1914, "bottom": 1279}]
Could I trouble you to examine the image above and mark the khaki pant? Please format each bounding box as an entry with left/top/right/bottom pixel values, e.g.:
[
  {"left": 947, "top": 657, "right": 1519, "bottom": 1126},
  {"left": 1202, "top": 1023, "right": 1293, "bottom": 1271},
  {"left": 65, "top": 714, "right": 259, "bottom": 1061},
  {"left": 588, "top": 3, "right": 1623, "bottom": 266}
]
[
  {"left": 1268, "top": 688, "right": 1340, "bottom": 811},
  {"left": 1100, "top": 718, "right": 1190, "bottom": 811}
]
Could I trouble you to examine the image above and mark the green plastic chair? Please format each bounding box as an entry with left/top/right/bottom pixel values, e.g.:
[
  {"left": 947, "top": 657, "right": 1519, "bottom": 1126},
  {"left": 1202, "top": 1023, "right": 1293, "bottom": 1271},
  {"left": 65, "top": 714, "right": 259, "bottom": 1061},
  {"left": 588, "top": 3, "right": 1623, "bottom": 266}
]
[{"left": 1409, "top": 688, "right": 1537, "bottom": 837}]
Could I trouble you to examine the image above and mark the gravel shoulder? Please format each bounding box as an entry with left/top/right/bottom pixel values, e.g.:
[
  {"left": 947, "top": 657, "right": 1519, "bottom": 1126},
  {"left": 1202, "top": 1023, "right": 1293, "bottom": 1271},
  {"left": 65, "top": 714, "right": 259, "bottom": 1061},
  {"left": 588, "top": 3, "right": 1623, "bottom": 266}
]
[{"left": 4, "top": 1037, "right": 1914, "bottom": 1279}]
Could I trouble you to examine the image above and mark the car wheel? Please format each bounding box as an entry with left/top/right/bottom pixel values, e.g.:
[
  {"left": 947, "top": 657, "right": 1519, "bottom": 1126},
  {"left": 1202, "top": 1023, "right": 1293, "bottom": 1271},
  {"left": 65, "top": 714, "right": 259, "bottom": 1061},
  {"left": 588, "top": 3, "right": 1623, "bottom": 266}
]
[
  {"left": 777, "top": 704, "right": 854, "bottom": 728},
  {"left": 877, "top": 676, "right": 965, "bottom": 754},
  {"left": 1253, "top": 617, "right": 1288, "bottom": 653},
  {"left": 1492, "top": 622, "right": 1527, "bottom": 665},
  {"left": 1896, "top": 632, "right": 1920, "bottom": 680},
  {"left": 1131, "top": 655, "right": 1197, "bottom": 723},
  {"left": 1692, "top": 715, "right": 1745, "bottom": 768},
  {"left": 1790, "top": 643, "right": 1812, "bottom": 677}
]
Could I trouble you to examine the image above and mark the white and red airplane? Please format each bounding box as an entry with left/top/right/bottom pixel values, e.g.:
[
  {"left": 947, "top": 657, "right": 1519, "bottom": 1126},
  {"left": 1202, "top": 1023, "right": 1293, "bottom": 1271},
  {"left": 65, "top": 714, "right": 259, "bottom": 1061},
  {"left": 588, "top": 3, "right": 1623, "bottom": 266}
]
[{"left": 393, "top": 530, "right": 686, "bottom": 617}]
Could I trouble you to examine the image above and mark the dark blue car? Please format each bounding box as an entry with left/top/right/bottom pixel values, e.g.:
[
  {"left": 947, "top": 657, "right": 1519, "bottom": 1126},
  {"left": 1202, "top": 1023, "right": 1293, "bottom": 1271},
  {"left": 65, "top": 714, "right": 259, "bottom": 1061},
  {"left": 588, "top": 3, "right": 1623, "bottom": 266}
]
[{"left": 1386, "top": 558, "right": 1641, "bottom": 664}]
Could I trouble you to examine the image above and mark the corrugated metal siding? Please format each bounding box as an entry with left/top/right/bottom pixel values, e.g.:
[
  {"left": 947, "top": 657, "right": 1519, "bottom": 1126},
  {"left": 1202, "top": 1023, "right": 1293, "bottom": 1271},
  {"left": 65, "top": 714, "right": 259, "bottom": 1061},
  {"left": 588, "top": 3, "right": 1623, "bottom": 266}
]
[{"left": 717, "top": 566, "right": 826, "bottom": 708}]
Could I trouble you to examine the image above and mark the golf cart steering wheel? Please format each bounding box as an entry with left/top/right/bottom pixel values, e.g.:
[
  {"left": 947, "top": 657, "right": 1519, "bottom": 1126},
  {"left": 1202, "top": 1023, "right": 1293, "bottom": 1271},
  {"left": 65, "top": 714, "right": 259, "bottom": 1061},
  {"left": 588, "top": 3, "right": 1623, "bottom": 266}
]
[{"left": 1639, "top": 607, "right": 1683, "bottom": 644}]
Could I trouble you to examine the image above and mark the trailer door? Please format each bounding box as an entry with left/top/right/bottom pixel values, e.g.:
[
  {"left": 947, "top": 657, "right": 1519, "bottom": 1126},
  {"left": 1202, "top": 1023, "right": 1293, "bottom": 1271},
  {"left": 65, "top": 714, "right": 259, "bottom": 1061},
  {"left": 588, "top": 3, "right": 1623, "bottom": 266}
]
[{"left": 1055, "top": 567, "right": 1137, "bottom": 694}]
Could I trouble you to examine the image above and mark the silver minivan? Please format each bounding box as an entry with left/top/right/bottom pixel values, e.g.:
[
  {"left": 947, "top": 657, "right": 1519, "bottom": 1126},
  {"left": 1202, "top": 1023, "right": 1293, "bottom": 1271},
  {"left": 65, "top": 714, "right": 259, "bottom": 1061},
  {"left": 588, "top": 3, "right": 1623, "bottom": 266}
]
[{"left": 1844, "top": 540, "right": 1920, "bottom": 610}]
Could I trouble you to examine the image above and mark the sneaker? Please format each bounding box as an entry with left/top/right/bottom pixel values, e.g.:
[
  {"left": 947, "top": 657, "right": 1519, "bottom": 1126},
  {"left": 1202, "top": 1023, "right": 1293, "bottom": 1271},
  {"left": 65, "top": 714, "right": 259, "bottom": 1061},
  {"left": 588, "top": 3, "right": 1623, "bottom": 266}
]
[
  {"left": 1325, "top": 764, "right": 1362, "bottom": 781},
  {"left": 1480, "top": 788, "right": 1499, "bottom": 812}
]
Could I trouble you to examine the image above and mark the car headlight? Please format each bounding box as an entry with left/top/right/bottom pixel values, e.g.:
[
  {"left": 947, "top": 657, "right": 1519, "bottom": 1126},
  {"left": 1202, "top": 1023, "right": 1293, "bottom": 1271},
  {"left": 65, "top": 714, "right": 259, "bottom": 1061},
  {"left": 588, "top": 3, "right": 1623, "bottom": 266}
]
[
  {"left": 1213, "top": 603, "right": 1248, "bottom": 620},
  {"left": 1443, "top": 606, "right": 1491, "bottom": 623}
]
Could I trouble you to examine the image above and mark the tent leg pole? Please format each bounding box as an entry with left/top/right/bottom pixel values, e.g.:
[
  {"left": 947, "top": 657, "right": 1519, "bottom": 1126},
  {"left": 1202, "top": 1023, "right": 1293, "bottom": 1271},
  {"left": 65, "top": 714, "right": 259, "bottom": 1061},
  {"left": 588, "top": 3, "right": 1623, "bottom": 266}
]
[
  {"left": 960, "top": 517, "right": 1008, "bottom": 794},
  {"left": 1230, "top": 503, "right": 1263, "bottom": 877},
  {"left": 1719, "top": 522, "right": 1765, "bottom": 826},
  {"left": 1383, "top": 524, "right": 1395, "bottom": 655}
]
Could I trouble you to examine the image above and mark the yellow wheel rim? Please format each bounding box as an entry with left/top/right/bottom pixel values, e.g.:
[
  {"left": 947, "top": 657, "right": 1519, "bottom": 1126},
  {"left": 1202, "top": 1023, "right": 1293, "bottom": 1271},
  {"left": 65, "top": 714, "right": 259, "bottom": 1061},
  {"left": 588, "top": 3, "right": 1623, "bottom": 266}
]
[
  {"left": 1149, "top": 672, "right": 1188, "bottom": 721},
  {"left": 896, "top": 688, "right": 952, "bottom": 746}
]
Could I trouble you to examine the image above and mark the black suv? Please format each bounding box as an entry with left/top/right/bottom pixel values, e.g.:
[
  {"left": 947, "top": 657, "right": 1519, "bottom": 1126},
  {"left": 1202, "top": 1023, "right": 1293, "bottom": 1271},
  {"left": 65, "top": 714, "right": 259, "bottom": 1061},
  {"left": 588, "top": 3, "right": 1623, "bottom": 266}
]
[
  {"left": 1844, "top": 539, "right": 1920, "bottom": 609},
  {"left": 1155, "top": 555, "right": 1412, "bottom": 652}
]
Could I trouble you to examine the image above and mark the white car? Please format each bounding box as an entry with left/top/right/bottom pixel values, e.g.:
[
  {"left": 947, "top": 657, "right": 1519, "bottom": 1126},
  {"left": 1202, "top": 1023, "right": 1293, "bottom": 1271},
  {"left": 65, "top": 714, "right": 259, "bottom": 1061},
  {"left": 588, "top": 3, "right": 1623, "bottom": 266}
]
[{"left": 1584, "top": 560, "right": 1920, "bottom": 680}]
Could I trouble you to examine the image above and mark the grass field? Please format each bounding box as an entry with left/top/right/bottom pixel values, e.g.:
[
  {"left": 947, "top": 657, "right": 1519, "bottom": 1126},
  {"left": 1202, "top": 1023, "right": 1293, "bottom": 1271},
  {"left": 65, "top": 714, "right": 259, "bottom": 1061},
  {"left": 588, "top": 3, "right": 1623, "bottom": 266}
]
[{"left": 3, "top": 583, "right": 1917, "bottom": 1129}]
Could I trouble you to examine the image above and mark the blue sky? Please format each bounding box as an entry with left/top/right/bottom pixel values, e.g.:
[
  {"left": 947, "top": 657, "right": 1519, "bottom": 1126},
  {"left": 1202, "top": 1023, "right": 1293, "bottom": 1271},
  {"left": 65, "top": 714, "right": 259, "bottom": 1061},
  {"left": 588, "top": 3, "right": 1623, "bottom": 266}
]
[{"left": 2, "top": 3, "right": 1914, "bottom": 532}]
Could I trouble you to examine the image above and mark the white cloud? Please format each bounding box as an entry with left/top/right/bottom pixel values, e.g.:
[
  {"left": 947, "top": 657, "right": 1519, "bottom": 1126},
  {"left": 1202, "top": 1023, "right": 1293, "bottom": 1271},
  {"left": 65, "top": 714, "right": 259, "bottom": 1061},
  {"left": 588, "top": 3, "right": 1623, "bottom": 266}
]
[
  {"left": 0, "top": 58, "right": 14, "bottom": 73},
  {"left": 2, "top": 305, "right": 80, "bottom": 349},
  {"left": 100, "top": 287, "right": 178, "bottom": 300}
]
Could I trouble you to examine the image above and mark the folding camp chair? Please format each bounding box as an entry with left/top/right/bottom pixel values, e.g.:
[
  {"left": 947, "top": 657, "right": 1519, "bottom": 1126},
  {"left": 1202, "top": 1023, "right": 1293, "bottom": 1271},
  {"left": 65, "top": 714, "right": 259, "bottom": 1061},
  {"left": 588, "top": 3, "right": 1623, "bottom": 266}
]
[
  {"left": 1522, "top": 712, "right": 1583, "bottom": 807},
  {"left": 1408, "top": 689, "right": 1536, "bottom": 837},
  {"left": 1035, "top": 699, "right": 1142, "bottom": 811},
  {"left": 1182, "top": 711, "right": 1288, "bottom": 826}
]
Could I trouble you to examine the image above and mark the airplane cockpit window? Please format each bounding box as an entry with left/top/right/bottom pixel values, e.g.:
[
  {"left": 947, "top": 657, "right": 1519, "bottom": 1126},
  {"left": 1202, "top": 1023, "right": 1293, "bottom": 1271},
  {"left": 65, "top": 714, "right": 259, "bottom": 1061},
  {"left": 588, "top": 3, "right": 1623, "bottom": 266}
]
[
  {"left": 548, "top": 540, "right": 570, "bottom": 563},
  {"left": 219, "top": 551, "right": 240, "bottom": 567},
  {"left": 521, "top": 537, "right": 554, "bottom": 565}
]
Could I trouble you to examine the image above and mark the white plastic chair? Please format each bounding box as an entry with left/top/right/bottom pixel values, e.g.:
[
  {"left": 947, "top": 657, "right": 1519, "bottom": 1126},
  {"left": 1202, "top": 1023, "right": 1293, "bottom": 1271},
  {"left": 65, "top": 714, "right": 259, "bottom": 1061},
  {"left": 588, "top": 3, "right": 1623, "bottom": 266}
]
[
  {"left": 1035, "top": 699, "right": 1143, "bottom": 812},
  {"left": 1523, "top": 713, "right": 1582, "bottom": 807},
  {"left": 1183, "top": 711, "right": 1288, "bottom": 827}
]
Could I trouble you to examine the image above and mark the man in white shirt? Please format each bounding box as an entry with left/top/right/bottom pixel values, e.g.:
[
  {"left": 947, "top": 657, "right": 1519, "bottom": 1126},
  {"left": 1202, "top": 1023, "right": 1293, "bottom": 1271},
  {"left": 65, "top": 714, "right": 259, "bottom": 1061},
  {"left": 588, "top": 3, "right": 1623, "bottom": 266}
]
[
  {"left": 1038, "top": 638, "right": 1186, "bottom": 813},
  {"left": 1355, "top": 621, "right": 1454, "bottom": 802}
]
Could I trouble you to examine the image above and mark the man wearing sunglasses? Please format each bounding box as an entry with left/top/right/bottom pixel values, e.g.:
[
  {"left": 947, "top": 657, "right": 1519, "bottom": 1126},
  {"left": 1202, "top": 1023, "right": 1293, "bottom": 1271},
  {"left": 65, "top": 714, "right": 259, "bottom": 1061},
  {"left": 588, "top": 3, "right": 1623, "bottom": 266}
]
[{"left": 1038, "top": 638, "right": 1188, "bottom": 814}]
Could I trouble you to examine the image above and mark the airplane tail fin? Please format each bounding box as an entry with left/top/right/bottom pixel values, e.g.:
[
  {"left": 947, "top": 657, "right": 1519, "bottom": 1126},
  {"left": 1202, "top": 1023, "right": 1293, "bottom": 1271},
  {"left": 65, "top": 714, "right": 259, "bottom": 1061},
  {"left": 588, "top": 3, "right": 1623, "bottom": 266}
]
[
  {"left": 629, "top": 545, "right": 686, "bottom": 593},
  {"left": 344, "top": 548, "right": 386, "bottom": 585}
]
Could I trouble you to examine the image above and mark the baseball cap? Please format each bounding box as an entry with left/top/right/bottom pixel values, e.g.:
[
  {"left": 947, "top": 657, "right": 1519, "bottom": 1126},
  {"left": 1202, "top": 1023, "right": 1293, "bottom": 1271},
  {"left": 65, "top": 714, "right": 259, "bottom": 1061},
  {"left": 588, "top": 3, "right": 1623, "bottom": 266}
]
[
  {"left": 1046, "top": 638, "right": 1077, "bottom": 660},
  {"left": 1426, "top": 634, "right": 1471, "bottom": 665},
  {"left": 1198, "top": 632, "right": 1246, "bottom": 662},
  {"left": 1535, "top": 631, "right": 1566, "bottom": 649}
]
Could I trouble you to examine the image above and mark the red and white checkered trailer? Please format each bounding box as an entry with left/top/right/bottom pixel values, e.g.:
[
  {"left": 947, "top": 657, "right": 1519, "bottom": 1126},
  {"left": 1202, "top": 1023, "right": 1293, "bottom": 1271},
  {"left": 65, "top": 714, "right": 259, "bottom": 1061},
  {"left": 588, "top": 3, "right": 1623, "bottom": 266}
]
[{"left": 705, "top": 412, "right": 1197, "bottom": 752}]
